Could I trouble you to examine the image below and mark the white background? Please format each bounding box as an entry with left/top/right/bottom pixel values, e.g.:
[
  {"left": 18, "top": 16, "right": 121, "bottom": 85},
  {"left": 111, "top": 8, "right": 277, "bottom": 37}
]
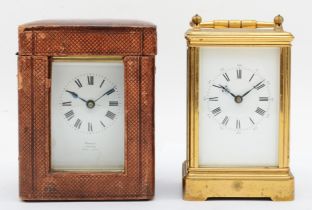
[{"left": 0, "top": 0, "right": 311, "bottom": 209}]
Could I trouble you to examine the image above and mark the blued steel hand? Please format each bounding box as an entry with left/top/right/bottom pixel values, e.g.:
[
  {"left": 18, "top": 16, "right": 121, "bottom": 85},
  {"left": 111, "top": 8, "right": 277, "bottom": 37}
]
[
  {"left": 213, "top": 84, "right": 236, "bottom": 98},
  {"left": 65, "top": 90, "right": 87, "bottom": 102},
  {"left": 241, "top": 80, "right": 265, "bottom": 98},
  {"left": 94, "top": 87, "right": 115, "bottom": 102}
]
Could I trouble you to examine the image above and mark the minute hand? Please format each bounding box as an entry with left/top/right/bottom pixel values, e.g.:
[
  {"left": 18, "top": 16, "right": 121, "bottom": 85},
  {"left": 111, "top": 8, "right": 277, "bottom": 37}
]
[
  {"left": 94, "top": 88, "right": 115, "bottom": 102},
  {"left": 241, "top": 80, "right": 265, "bottom": 98}
]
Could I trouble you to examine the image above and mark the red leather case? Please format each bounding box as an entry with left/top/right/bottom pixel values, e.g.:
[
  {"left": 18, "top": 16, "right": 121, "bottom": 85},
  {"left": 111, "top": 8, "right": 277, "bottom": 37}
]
[{"left": 18, "top": 20, "right": 156, "bottom": 200}]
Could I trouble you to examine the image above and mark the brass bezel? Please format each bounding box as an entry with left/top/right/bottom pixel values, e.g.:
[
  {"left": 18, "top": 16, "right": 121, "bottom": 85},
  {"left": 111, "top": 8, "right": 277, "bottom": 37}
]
[
  {"left": 52, "top": 56, "right": 123, "bottom": 62},
  {"left": 183, "top": 15, "right": 294, "bottom": 201}
]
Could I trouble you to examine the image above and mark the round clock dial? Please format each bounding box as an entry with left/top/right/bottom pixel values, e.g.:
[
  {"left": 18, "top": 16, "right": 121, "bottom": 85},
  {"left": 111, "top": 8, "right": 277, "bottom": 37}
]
[
  {"left": 59, "top": 73, "right": 121, "bottom": 134},
  {"left": 204, "top": 65, "right": 272, "bottom": 132}
]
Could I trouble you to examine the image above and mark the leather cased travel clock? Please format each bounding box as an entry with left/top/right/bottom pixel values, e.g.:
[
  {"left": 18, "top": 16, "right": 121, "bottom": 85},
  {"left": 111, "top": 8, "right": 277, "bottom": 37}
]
[
  {"left": 18, "top": 20, "right": 156, "bottom": 200},
  {"left": 183, "top": 15, "right": 294, "bottom": 201}
]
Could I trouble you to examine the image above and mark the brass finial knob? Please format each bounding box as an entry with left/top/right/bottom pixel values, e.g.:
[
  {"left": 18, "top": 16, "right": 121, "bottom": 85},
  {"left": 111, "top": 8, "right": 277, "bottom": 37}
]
[
  {"left": 191, "top": 14, "right": 202, "bottom": 27},
  {"left": 274, "top": 15, "right": 284, "bottom": 26}
]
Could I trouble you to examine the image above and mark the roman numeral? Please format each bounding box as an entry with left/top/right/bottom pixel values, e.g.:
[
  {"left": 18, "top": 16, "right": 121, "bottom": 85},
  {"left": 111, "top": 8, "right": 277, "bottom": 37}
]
[
  {"left": 99, "top": 79, "right": 105, "bottom": 88},
  {"left": 64, "top": 110, "right": 74, "bottom": 121},
  {"left": 87, "top": 76, "right": 94, "bottom": 85},
  {"left": 222, "top": 73, "right": 230, "bottom": 82},
  {"left": 106, "top": 88, "right": 115, "bottom": 95},
  {"left": 249, "top": 73, "right": 255, "bottom": 82},
  {"left": 237, "top": 69, "right": 242, "bottom": 79},
  {"left": 249, "top": 117, "right": 255, "bottom": 125},
  {"left": 75, "top": 79, "right": 82, "bottom": 88},
  {"left": 106, "top": 111, "right": 116, "bottom": 120},
  {"left": 259, "top": 97, "right": 269, "bottom": 101},
  {"left": 211, "top": 107, "right": 221, "bottom": 116},
  {"left": 208, "top": 97, "right": 218, "bottom": 101},
  {"left": 88, "top": 122, "right": 93, "bottom": 132},
  {"left": 255, "top": 82, "right": 265, "bottom": 90},
  {"left": 74, "top": 118, "right": 82, "bottom": 129},
  {"left": 255, "top": 107, "right": 266, "bottom": 116},
  {"left": 236, "top": 119, "right": 241, "bottom": 129},
  {"left": 62, "top": 101, "right": 72, "bottom": 106},
  {"left": 109, "top": 101, "right": 119, "bottom": 106},
  {"left": 222, "top": 116, "right": 229, "bottom": 126},
  {"left": 100, "top": 121, "right": 105, "bottom": 127}
]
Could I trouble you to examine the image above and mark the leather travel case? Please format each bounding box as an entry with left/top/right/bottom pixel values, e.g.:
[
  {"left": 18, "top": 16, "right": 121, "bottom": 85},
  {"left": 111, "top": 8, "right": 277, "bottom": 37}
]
[{"left": 18, "top": 20, "right": 156, "bottom": 200}]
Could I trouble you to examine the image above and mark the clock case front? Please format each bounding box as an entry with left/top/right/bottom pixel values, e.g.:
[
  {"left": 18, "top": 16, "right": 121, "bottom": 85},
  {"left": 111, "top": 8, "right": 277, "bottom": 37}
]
[
  {"left": 18, "top": 20, "right": 156, "bottom": 200},
  {"left": 183, "top": 15, "right": 294, "bottom": 201}
]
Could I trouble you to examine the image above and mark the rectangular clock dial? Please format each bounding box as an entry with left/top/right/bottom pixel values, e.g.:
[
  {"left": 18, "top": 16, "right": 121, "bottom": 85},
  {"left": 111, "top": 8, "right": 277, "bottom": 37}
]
[
  {"left": 51, "top": 59, "right": 125, "bottom": 172},
  {"left": 198, "top": 47, "right": 280, "bottom": 167}
]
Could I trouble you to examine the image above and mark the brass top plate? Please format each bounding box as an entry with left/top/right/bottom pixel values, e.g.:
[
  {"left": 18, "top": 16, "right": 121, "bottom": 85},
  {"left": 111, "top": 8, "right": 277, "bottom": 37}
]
[{"left": 186, "top": 15, "right": 294, "bottom": 46}]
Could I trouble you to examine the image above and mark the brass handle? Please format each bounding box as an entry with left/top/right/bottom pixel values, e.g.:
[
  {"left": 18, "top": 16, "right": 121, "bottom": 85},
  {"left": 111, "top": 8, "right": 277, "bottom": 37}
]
[{"left": 191, "top": 14, "right": 284, "bottom": 30}]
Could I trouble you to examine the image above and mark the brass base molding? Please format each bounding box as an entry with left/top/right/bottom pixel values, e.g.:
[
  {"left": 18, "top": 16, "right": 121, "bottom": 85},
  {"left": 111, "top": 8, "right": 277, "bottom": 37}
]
[{"left": 183, "top": 161, "right": 294, "bottom": 201}]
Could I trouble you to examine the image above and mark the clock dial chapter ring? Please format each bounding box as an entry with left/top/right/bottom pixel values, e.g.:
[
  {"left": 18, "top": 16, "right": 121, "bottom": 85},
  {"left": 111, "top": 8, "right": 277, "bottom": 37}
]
[
  {"left": 206, "top": 66, "right": 271, "bottom": 132},
  {"left": 60, "top": 73, "right": 121, "bottom": 134}
]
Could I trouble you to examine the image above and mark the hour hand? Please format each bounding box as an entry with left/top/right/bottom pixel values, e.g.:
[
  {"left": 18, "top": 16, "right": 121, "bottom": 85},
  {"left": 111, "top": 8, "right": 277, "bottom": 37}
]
[
  {"left": 213, "top": 84, "right": 236, "bottom": 98},
  {"left": 65, "top": 90, "right": 87, "bottom": 102}
]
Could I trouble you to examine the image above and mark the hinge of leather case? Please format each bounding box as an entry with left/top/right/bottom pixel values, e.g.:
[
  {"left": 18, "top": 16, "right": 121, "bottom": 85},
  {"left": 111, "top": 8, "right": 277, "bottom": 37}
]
[
  {"left": 45, "top": 78, "right": 51, "bottom": 89},
  {"left": 18, "top": 70, "right": 23, "bottom": 90}
]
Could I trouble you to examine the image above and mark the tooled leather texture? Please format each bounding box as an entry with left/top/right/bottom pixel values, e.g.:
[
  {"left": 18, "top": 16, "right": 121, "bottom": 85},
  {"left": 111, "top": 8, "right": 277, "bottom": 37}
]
[{"left": 18, "top": 20, "right": 156, "bottom": 200}]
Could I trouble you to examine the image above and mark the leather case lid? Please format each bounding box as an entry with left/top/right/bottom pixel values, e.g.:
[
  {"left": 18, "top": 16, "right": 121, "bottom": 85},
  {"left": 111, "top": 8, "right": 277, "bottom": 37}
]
[
  {"left": 19, "top": 19, "right": 156, "bottom": 29},
  {"left": 18, "top": 19, "right": 157, "bottom": 56}
]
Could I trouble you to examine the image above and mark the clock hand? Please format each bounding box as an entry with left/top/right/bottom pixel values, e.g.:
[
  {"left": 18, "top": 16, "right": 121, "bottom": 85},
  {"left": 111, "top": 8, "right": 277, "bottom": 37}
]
[
  {"left": 65, "top": 90, "right": 87, "bottom": 103},
  {"left": 94, "top": 87, "right": 115, "bottom": 102},
  {"left": 213, "top": 84, "right": 236, "bottom": 98},
  {"left": 241, "top": 80, "right": 265, "bottom": 98}
]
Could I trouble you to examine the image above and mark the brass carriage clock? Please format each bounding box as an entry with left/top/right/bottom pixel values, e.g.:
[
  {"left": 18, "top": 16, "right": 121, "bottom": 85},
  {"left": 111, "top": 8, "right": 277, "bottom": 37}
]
[{"left": 183, "top": 15, "right": 294, "bottom": 201}]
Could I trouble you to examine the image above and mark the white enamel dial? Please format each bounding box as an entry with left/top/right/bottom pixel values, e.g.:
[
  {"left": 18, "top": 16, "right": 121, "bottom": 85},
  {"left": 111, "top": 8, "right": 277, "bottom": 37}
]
[
  {"left": 205, "top": 66, "right": 272, "bottom": 132},
  {"left": 199, "top": 47, "right": 280, "bottom": 167},
  {"left": 51, "top": 61, "right": 125, "bottom": 171}
]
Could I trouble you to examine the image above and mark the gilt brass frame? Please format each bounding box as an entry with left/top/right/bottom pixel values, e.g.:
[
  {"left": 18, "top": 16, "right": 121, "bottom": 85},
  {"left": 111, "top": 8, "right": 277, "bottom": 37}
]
[{"left": 183, "top": 15, "right": 294, "bottom": 201}]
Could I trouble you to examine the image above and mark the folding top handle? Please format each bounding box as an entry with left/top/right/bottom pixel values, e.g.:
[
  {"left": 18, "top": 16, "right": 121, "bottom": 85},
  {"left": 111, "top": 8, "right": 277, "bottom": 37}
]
[{"left": 190, "top": 14, "right": 284, "bottom": 30}]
